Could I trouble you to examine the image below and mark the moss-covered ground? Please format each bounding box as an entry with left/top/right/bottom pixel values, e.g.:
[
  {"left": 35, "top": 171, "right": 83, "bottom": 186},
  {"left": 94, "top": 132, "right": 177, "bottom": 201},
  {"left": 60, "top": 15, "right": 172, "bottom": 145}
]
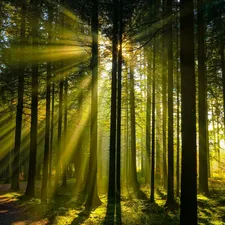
[{"left": 0, "top": 178, "right": 225, "bottom": 224}]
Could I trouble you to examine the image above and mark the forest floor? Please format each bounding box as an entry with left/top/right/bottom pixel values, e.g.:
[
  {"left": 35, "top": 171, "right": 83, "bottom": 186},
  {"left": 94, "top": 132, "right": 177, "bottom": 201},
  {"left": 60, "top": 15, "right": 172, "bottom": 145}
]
[{"left": 0, "top": 178, "right": 225, "bottom": 225}]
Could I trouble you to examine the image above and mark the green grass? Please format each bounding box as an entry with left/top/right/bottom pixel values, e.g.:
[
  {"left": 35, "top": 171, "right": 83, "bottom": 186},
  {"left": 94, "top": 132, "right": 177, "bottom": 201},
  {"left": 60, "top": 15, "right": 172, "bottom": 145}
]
[{"left": 1, "top": 179, "right": 225, "bottom": 224}]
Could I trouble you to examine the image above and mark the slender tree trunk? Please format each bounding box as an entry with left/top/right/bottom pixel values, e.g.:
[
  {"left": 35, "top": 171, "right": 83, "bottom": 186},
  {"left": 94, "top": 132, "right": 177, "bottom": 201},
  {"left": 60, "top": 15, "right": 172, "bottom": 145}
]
[
  {"left": 125, "top": 67, "right": 129, "bottom": 189},
  {"left": 162, "top": 34, "right": 167, "bottom": 190},
  {"left": 85, "top": 0, "right": 101, "bottom": 208},
  {"left": 216, "top": 109, "right": 220, "bottom": 169},
  {"left": 11, "top": 0, "right": 26, "bottom": 191},
  {"left": 176, "top": 19, "right": 180, "bottom": 198},
  {"left": 61, "top": 78, "right": 68, "bottom": 187},
  {"left": 139, "top": 53, "right": 144, "bottom": 178},
  {"left": 206, "top": 109, "right": 210, "bottom": 178},
  {"left": 221, "top": 42, "right": 225, "bottom": 137},
  {"left": 108, "top": 0, "right": 118, "bottom": 205},
  {"left": 145, "top": 48, "right": 151, "bottom": 186},
  {"left": 54, "top": 4, "right": 64, "bottom": 195},
  {"left": 212, "top": 104, "right": 216, "bottom": 169},
  {"left": 75, "top": 90, "right": 83, "bottom": 192},
  {"left": 180, "top": 0, "right": 197, "bottom": 223},
  {"left": 197, "top": 0, "right": 209, "bottom": 195},
  {"left": 41, "top": 6, "right": 52, "bottom": 203},
  {"left": 25, "top": 1, "right": 39, "bottom": 198},
  {"left": 150, "top": 40, "right": 156, "bottom": 203},
  {"left": 155, "top": 95, "right": 161, "bottom": 184},
  {"left": 116, "top": 0, "right": 122, "bottom": 207},
  {"left": 129, "top": 53, "right": 140, "bottom": 193},
  {"left": 49, "top": 82, "right": 55, "bottom": 187},
  {"left": 165, "top": 0, "right": 176, "bottom": 208},
  {"left": 55, "top": 77, "right": 63, "bottom": 194}
]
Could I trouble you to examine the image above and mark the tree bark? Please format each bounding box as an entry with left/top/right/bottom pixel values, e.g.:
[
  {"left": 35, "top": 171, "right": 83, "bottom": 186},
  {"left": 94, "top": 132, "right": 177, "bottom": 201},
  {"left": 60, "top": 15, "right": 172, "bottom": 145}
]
[
  {"left": 129, "top": 52, "right": 140, "bottom": 193},
  {"left": 197, "top": 0, "right": 209, "bottom": 196},
  {"left": 49, "top": 82, "right": 55, "bottom": 187},
  {"left": 116, "top": 0, "right": 123, "bottom": 207},
  {"left": 54, "top": 3, "right": 64, "bottom": 195},
  {"left": 145, "top": 48, "right": 151, "bottom": 186},
  {"left": 180, "top": 0, "right": 197, "bottom": 223},
  {"left": 150, "top": 41, "right": 156, "bottom": 203},
  {"left": 25, "top": 1, "right": 39, "bottom": 198},
  {"left": 41, "top": 6, "right": 52, "bottom": 203},
  {"left": 165, "top": 0, "right": 176, "bottom": 208},
  {"left": 162, "top": 34, "right": 167, "bottom": 190},
  {"left": 108, "top": 0, "right": 118, "bottom": 205},
  {"left": 61, "top": 77, "right": 68, "bottom": 187},
  {"left": 85, "top": 0, "right": 101, "bottom": 208},
  {"left": 176, "top": 17, "right": 180, "bottom": 198},
  {"left": 11, "top": 0, "right": 27, "bottom": 191}
]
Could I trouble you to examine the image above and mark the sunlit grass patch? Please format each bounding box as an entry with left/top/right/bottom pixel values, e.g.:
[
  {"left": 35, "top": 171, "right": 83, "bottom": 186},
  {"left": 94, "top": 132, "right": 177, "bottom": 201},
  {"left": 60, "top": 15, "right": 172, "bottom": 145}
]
[
  {"left": 52, "top": 197, "right": 107, "bottom": 225},
  {"left": 0, "top": 192, "right": 21, "bottom": 203},
  {"left": 53, "top": 208, "right": 82, "bottom": 225},
  {"left": 198, "top": 193, "right": 225, "bottom": 225}
]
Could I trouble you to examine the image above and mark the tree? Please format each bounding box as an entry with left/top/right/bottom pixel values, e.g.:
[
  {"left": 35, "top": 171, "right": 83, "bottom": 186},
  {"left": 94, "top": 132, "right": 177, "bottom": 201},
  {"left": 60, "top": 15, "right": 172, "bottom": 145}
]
[
  {"left": 116, "top": 0, "right": 123, "bottom": 205},
  {"left": 161, "top": 31, "right": 167, "bottom": 190},
  {"left": 175, "top": 12, "right": 180, "bottom": 198},
  {"left": 150, "top": 40, "right": 156, "bottom": 203},
  {"left": 49, "top": 82, "right": 55, "bottom": 187},
  {"left": 55, "top": 2, "right": 64, "bottom": 195},
  {"left": 11, "top": 0, "right": 27, "bottom": 191},
  {"left": 25, "top": 0, "right": 39, "bottom": 198},
  {"left": 108, "top": 0, "right": 118, "bottom": 205},
  {"left": 61, "top": 77, "right": 68, "bottom": 187},
  {"left": 84, "top": 0, "right": 101, "bottom": 209},
  {"left": 129, "top": 50, "right": 140, "bottom": 193},
  {"left": 165, "top": 0, "right": 177, "bottom": 208},
  {"left": 145, "top": 48, "right": 151, "bottom": 186},
  {"left": 41, "top": 4, "right": 53, "bottom": 203},
  {"left": 180, "top": 0, "right": 197, "bottom": 223},
  {"left": 197, "top": 0, "right": 209, "bottom": 196}
]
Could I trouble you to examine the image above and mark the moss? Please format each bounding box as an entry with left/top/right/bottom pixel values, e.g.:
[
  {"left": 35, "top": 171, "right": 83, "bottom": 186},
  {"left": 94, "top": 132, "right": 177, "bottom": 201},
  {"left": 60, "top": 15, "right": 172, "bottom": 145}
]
[{"left": 1, "top": 180, "right": 225, "bottom": 224}]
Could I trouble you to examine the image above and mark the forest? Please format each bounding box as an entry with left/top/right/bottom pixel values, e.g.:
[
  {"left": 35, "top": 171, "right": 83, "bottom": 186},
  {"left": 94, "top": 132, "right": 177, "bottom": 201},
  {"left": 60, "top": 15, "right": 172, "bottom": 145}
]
[{"left": 0, "top": 0, "right": 225, "bottom": 224}]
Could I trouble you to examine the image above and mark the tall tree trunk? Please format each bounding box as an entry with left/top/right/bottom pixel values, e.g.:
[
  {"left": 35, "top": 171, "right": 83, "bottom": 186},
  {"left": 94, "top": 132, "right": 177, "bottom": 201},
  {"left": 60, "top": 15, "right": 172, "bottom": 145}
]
[
  {"left": 25, "top": 1, "right": 39, "bottom": 198},
  {"left": 176, "top": 18, "right": 180, "bottom": 198},
  {"left": 85, "top": 0, "right": 101, "bottom": 208},
  {"left": 115, "top": 2, "right": 123, "bottom": 222},
  {"left": 162, "top": 34, "right": 167, "bottom": 190},
  {"left": 75, "top": 90, "right": 83, "bottom": 192},
  {"left": 41, "top": 6, "right": 52, "bottom": 203},
  {"left": 140, "top": 53, "right": 144, "bottom": 177},
  {"left": 212, "top": 104, "right": 216, "bottom": 168},
  {"left": 55, "top": 76, "right": 63, "bottom": 195},
  {"left": 150, "top": 40, "right": 156, "bottom": 203},
  {"left": 145, "top": 48, "right": 151, "bottom": 186},
  {"left": 129, "top": 53, "right": 140, "bottom": 193},
  {"left": 108, "top": 0, "right": 118, "bottom": 205},
  {"left": 61, "top": 78, "right": 68, "bottom": 187},
  {"left": 155, "top": 94, "right": 161, "bottom": 184},
  {"left": 116, "top": 0, "right": 123, "bottom": 207},
  {"left": 165, "top": 0, "right": 176, "bottom": 208},
  {"left": 197, "top": 0, "right": 209, "bottom": 195},
  {"left": 216, "top": 108, "right": 220, "bottom": 169},
  {"left": 124, "top": 66, "right": 129, "bottom": 189},
  {"left": 206, "top": 108, "right": 210, "bottom": 178},
  {"left": 54, "top": 5, "right": 64, "bottom": 195},
  {"left": 49, "top": 82, "right": 55, "bottom": 187},
  {"left": 180, "top": 0, "right": 197, "bottom": 223},
  {"left": 221, "top": 42, "right": 225, "bottom": 137},
  {"left": 11, "top": 0, "right": 27, "bottom": 191}
]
